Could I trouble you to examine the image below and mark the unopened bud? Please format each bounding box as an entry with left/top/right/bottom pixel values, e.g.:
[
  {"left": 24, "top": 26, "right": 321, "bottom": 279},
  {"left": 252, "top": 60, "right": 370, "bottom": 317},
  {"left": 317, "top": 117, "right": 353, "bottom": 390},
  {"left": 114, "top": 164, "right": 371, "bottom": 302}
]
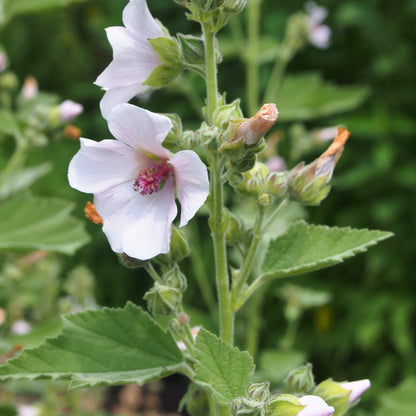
[
  {"left": 163, "top": 264, "right": 187, "bottom": 293},
  {"left": 297, "top": 395, "right": 334, "bottom": 416},
  {"left": 178, "top": 312, "right": 190, "bottom": 325},
  {"left": 246, "top": 382, "right": 270, "bottom": 402},
  {"left": 313, "top": 379, "right": 351, "bottom": 416},
  {"left": 288, "top": 128, "right": 350, "bottom": 206},
  {"left": 225, "top": 212, "right": 245, "bottom": 245},
  {"left": 224, "top": 0, "right": 246, "bottom": 14},
  {"left": 213, "top": 99, "right": 244, "bottom": 129},
  {"left": 144, "top": 282, "right": 182, "bottom": 316},
  {"left": 177, "top": 34, "right": 205, "bottom": 65},
  {"left": 337, "top": 379, "right": 371, "bottom": 405},
  {"left": 268, "top": 394, "right": 303, "bottom": 416},
  {"left": 235, "top": 104, "right": 279, "bottom": 146},
  {"left": 58, "top": 99, "right": 83, "bottom": 122},
  {"left": 286, "top": 363, "right": 315, "bottom": 393}
]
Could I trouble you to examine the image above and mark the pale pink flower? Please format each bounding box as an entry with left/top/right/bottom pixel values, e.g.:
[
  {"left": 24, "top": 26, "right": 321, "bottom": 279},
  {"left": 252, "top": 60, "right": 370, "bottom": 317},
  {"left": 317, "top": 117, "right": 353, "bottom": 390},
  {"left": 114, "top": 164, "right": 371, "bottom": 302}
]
[
  {"left": 312, "top": 126, "right": 340, "bottom": 143},
  {"left": 0, "top": 52, "right": 7, "bottom": 72},
  {"left": 17, "top": 404, "right": 39, "bottom": 416},
  {"left": 68, "top": 103, "right": 209, "bottom": 260},
  {"left": 298, "top": 395, "right": 335, "bottom": 416},
  {"left": 266, "top": 155, "right": 286, "bottom": 172},
  {"left": 338, "top": 379, "right": 371, "bottom": 404},
  {"left": 95, "top": 0, "right": 165, "bottom": 118},
  {"left": 11, "top": 320, "right": 32, "bottom": 335},
  {"left": 177, "top": 326, "right": 200, "bottom": 351},
  {"left": 305, "top": 2, "right": 331, "bottom": 49},
  {"left": 58, "top": 100, "right": 84, "bottom": 122}
]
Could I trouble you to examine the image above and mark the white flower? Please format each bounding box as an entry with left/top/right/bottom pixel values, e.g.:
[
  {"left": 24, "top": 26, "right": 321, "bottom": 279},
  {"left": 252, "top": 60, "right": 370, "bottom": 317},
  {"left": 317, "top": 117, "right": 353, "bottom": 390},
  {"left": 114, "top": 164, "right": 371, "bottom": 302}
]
[
  {"left": 58, "top": 100, "right": 84, "bottom": 122},
  {"left": 95, "top": 0, "right": 165, "bottom": 118},
  {"left": 17, "top": 404, "right": 39, "bottom": 416},
  {"left": 305, "top": 2, "right": 331, "bottom": 49},
  {"left": 298, "top": 395, "right": 335, "bottom": 416},
  {"left": 338, "top": 379, "right": 371, "bottom": 404},
  {"left": 11, "top": 320, "right": 32, "bottom": 335},
  {"left": 68, "top": 103, "right": 209, "bottom": 260}
]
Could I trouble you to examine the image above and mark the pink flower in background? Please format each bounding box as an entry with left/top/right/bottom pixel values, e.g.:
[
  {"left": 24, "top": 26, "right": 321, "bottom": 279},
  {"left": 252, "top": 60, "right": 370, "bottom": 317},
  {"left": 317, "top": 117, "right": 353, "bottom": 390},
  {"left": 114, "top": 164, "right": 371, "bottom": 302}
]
[
  {"left": 21, "top": 76, "right": 38, "bottom": 99},
  {"left": 298, "top": 395, "right": 335, "bottom": 416},
  {"left": 0, "top": 52, "right": 7, "bottom": 72},
  {"left": 58, "top": 100, "right": 84, "bottom": 122},
  {"left": 95, "top": 0, "right": 164, "bottom": 118},
  {"left": 68, "top": 103, "right": 209, "bottom": 260},
  {"left": 339, "top": 379, "right": 371, "bottom": 404},
  {"left": 305, "top": 2, "right": 331, "bottom": 49}
]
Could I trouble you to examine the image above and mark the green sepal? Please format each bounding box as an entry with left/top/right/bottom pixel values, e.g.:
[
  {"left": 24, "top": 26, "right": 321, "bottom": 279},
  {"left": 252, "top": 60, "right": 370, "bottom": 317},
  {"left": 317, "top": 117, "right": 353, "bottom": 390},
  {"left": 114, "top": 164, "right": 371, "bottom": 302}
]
[
  {"left": 313, "top": 379, "right": 350, "bottom": 416},
  {"left": 144, "top": 282, "right": 182, "bottom": 316},
  {"left": 144, "top": 37, "right": 183, "bottom": 88},
  {"left": 267, "top": 394, "right": 303, "bottom": 416}
]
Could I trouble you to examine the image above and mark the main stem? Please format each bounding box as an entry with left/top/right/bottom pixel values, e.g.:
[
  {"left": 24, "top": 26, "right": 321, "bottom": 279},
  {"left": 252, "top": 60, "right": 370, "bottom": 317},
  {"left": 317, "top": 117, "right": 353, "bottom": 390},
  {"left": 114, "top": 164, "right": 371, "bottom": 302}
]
[
  {"left": 203, "top": 23, "right": 234, "bottom": 346},
  {"left": 246, "top": 0, "right": 261, "bottom": 116}
]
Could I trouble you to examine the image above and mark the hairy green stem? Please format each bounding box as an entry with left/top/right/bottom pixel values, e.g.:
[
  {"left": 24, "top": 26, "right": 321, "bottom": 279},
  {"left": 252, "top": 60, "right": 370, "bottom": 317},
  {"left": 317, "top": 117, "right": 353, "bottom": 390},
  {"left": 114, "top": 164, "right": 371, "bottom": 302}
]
[
  {"left": 246, "top": 0, "right": 261, "bottom": 116},
  {"left": 261, "top": 197, "right": 290, "bottom": 233},
  {"left": 210, "top": 157, "right": 234, "bottom": 344},
  {"left": 245, "top": 282, "right": 268, "bottom": 358},
  {"left": 232, "top": 207, "right": 265, "bottom": 310},
  {"left": 144, "top": 263, "right": 163, "bottom": 284},
  {"left": 202, "top": 23, "right": 218, "bottom": 122}
]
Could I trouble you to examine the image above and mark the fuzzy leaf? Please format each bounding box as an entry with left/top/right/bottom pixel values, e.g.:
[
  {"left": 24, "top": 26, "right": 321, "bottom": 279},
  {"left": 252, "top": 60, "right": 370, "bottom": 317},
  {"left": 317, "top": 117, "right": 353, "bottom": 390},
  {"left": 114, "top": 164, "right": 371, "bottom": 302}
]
[
  {"left": 194, "top": 328, "right": 255, "bottom": 405},
  {"left": 0, "top": 302, "right": 184, "bottom": 388},
  {"left": 276, "top": 73, "right": 369, "bottom": 121},
  {"left": 262, "top": 220, "right": 393, "bottom": 279},
  {"left": 0, "top": 194, "right": 89, "bottom": 254}
]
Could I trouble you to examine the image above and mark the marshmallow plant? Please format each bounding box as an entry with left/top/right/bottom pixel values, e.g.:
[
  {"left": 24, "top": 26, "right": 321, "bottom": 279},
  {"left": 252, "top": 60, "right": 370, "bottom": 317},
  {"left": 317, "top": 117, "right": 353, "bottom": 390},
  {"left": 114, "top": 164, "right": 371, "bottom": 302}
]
[{"left": 0, "top": 2, "right": 391, "bottom": 416}]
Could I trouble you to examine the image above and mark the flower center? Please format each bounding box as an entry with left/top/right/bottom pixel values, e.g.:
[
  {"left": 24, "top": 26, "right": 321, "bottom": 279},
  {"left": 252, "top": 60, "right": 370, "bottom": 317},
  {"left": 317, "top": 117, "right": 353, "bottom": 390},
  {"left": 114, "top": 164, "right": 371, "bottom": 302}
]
[{"left": 133, "top": 162, "right": 172, "bottom": 195}]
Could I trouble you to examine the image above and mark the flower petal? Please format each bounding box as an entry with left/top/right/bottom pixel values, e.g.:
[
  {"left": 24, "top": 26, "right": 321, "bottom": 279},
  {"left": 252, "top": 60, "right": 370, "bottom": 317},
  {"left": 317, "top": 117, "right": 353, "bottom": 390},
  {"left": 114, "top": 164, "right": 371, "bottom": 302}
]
[
  {"left": 298, "top": 396, "right": 334, "bottom": 416},
  {"left": 339, "top": 379, "right": 371, "bottom": 404},
  {"left": 95, "top": 178, "right": 177, "bottom": 259},
  {"left": 123, "top": 0, "right": 164, "bottom": 40},
  {"left": 95, "top": 27, "right": 160, "bottom": 89},
  {"left": 99, "top": 85, "right": 145, "bottom": 120},
  {"left": 107, "top": 103, "right": 171, "bottom": 159},
  {"left": 68, "top": 138, "right": 149, "bottom": 194},
  {"left": 169, "top": 150, "right": 209, "bottom": 227}
]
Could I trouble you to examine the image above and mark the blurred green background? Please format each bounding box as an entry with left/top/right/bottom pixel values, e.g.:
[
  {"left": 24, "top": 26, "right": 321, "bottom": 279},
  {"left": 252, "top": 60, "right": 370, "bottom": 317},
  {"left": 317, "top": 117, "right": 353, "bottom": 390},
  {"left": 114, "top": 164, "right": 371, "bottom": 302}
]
[{"left": 0, "top": 0, "right": 415, "bottom": 415}]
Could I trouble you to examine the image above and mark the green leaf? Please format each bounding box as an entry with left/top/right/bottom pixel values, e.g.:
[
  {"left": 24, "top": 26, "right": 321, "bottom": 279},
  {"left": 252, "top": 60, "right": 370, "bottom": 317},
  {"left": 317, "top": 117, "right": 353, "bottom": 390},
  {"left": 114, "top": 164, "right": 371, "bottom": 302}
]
[
  {"left": 0, "top": 110, "right": 19, "bottom": 137},
  {"left": 0, "top": 194, "right": 90, "bottom": 254},
  {"left": 194, "top": 328, "right": 255, "bottom": 405},
  {"left": 276, "top": 73, "right": 369, "bottom": 121},
  {"left": 375, "top": 377, "right": 416, "bottom": 416},
  {"left": 0, "top": 302, "right": 184, "bottom": 388},
  {"left": 0, "top": 163, "right": 52, "bottom": 198},
  {"left": 262, "top": 220, "right": 393, "bottom": 280}
]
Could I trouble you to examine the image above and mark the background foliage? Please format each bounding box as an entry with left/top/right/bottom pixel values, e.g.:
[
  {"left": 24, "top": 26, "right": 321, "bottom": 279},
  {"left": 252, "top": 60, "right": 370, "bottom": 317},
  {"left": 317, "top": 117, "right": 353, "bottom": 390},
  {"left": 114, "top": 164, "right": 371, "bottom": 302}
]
[{"left": 1, "top": 0, "right": 415, "bottom": 415}]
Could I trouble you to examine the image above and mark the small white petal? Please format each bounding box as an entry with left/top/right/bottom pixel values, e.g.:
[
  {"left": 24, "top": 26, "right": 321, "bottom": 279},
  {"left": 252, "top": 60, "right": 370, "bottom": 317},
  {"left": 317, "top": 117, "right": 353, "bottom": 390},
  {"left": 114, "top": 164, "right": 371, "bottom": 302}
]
[
  {"left": 122, "top": 178, "right": 177, "bottom": 259},
  {"left": 68, "top": 138, "right": 148, "bottom": 194},
  {"left": 298, "top": 396, "right": 335, "bottom": 416},
  {"left": 123, "top": 0, "right": 164, "bottom": 40},
  {"left": 107, "top": 103, "right": 171, "bottom": 159},
  {"left": 169, "top": 150, "right": 209, "bottom": 227},
  {"left": 339, "top": 379, "right": 371, "bottom": 404},
  {"left": 95, "top": 27, "right": 160, "bottom": 89},
  {"left": 59, "top": 100, "right": 83, "bottom": 122},
  {"left": 99, "top": 85, "right": 146, "bottom": 120}
]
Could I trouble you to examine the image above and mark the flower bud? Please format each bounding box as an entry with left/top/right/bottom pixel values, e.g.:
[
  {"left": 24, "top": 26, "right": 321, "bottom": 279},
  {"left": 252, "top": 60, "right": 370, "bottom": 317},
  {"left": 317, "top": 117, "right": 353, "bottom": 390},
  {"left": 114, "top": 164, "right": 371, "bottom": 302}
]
[
  {"left": 224, "top": 0, "right": 247, "bottom": 14},
  {"left": 286, "top": 363, "right": 315, "bottom": 393},
  {"left": 144, "top": 37, "right": 183, "bottom": 88},
  {"left": 117, "top": 253, "right": 147, "bottom": 269},
  {"left": 313, "top": 379, "right": 351, "bottom": 416},
  {"left": 246, "top": 382, "right": 270, "bottom": 402},
  {"left": 268, "top": 394, "right": 303, "bottom": 416},
  {"left": 225, "top": 212, "right": 245, "bottom": 245},
  {"left": 337, "top": 379, "right": 371, "bottom": 405},
  {"left": 162, "top": 264, "right": 187, "bottom": 293},
  {"left": 144, "top": 282, "right": 182, "bottom": 316},
  {"left": 213, "top": 99, "right": 244, "bottom": 129},
  {"left": 235, "top": 104, "right": 279, "bottom": 146},
  {"left": 177, "top": 34, "right": 205, "bottom": 65},
  {"left": 21, "top": 75, "right": 38, "bottom": 100},
  {"left": 288, "top": 128, "right": 350, "bottom": 206},
  {"left": 155, "top": 226, "right": 190, "bottom": 264},
  {"left": 297, "top": 395, "right": 335, "bottom": 416}
]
